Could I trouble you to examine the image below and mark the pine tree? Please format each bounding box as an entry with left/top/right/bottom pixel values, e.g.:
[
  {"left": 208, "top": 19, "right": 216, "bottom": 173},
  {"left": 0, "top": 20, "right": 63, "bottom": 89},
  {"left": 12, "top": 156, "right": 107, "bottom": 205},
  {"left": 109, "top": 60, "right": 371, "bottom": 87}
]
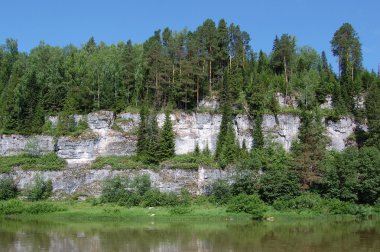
[
  {"left": 159, "top": 111, "right": 175, "bottom": 160},
  {"left": 218, "top": 122, "right": 239, "bottom": 167},
  {"left": 253, "top": 114, "right": 264, "bottom": 149},
  {"left": 144, "top": 113, "right": 160, "bottom": 164},
  {"left": 292, "top": 112, "right": 328, "bottom": 190}
]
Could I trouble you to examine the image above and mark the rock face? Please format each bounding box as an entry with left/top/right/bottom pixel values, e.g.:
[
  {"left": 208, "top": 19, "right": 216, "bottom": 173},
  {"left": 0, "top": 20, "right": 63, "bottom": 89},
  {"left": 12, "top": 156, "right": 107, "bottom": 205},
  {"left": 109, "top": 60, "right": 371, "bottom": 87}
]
[
  {"left": 325, "top": 117, "right": 362, "bottom": 151},
  {"left": 0, "top": 167, "right": 230, "bottom": 197},
  {"left": 1, "top": 111, "right": 367, "bottom": 161},
  {"left": 262, "top": 114, "right": 301, "bottom": 151},
  {"left": 0, "top": 135, "right": 54, "bottom": 156}
]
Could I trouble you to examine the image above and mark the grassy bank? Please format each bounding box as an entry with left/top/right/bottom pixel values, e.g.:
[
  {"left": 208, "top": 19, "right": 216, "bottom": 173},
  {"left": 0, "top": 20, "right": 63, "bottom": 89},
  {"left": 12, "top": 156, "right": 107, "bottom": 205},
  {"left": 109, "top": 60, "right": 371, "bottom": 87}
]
[
  {"left": 1, "top": 199, "right": 378, "bottom": 223},
  {"left": 0, "top": 153, "right": 66, "bottom": 173}
]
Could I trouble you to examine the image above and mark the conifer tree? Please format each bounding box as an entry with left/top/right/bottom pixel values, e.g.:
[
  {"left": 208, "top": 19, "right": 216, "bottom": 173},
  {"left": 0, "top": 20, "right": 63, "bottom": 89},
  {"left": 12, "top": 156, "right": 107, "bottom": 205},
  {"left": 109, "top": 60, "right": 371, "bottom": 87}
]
[
  {"left": 144, "top": 113, "right": 160, "bottom": 164},
  {"left": 159, "top": 111, "right": 175, "bottom": 160}
]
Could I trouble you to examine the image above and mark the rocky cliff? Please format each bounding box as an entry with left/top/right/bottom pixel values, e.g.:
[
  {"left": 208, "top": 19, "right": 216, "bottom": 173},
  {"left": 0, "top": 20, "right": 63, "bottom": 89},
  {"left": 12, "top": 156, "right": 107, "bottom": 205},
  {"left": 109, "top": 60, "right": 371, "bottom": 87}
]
[
  {"left": 0, "top": 110, "right": 367, "bottom": 197},
  {"left": 0, "top": 111, "right": 366, "bottom": 162}
]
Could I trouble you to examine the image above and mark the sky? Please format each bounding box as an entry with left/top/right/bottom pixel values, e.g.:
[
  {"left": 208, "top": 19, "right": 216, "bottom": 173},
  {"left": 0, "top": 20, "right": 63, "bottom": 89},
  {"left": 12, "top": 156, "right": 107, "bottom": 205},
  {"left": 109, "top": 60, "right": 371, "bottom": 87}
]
[{"left": 0, "top": 0, "right": 379, "bottom": 72}]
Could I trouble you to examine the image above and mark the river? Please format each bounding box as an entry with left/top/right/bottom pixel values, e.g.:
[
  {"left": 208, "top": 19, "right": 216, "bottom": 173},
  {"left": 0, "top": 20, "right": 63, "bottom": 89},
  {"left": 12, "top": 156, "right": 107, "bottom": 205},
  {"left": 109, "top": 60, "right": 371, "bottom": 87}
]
[{"left": 0, "top": 218, "right": 379, "bottom": 251}]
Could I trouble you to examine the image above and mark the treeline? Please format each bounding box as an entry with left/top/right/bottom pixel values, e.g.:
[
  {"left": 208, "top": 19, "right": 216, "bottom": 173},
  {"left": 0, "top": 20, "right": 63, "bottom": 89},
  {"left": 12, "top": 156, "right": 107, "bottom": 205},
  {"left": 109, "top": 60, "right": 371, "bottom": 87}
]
[{"left": 1, "top": 19, "right": 379, "bottom": 134}]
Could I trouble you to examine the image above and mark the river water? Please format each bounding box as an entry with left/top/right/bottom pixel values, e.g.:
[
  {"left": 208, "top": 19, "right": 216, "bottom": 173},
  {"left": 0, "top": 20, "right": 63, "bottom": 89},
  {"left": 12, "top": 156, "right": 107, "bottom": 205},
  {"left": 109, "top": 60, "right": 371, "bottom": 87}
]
[{"left": 0, "top": 218, "right": 379, "bottom": 251}]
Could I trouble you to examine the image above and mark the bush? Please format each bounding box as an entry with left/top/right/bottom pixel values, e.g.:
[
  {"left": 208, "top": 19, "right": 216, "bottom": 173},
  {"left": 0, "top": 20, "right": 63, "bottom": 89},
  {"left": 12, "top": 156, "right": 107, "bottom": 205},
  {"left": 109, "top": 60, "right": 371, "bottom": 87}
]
[
  {"left": 0, "top": 199, "right": 24, "bottom": 215},
  {"left": 259, "top": 168, "right": 301, "bottom": 203},
  {"left": 101, "top": 175, "right": 152, "bottom": 205},
  {"left": 211, "top": 179, "right": 232, "bottom": 205},
  {"left": 132, "top": 174, "right": 151, "bottom": 195},
  {"left": 273, "top": 193, "right": 324, "bottom": 211},
  {"left": 101, "top": 176, "right": 130, "bottom": 203},
  {"left": 227, "top": 194, "right": 268, "bottom": 220},
  {"left": 25, "top": 176, "right": 53, "bottom": 201},
  {"left": 231, "top": 170, "right": 259, "bottom": 195},
  {"left": 141, "top": 189, "right": 165, "bottom": 207},
  {"left": 24, "top": 202, "right": 65, "bottom": 214},
  {"left": 0, "top": 178, "right": 18, "bottom": 200}
]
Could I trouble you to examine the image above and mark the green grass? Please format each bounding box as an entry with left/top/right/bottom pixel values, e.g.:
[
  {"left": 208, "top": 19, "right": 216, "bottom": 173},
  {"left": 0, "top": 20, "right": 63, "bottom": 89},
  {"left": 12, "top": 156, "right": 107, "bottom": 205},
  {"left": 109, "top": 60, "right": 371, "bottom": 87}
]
[
  {"left": 0, "top": 153, "right": 66, "bottom": 173},
  {"left": 161, "top": 154, "right": 219, "bottom": 169},
  {"left": 91, "top": 154, "right": 219, "bottom": 170},
  {"left": 91, "top": 156, "right": 152, "bottom": 170}
]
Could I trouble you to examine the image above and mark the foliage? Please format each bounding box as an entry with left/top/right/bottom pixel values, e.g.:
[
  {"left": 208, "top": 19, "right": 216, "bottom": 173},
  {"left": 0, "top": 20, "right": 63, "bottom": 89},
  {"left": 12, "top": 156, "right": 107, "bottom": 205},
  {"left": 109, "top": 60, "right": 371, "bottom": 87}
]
[
  {"left": 91, "top": 156, "right": 147, "bottom": 170},
  {"left": 159, "top": 111, "right": 175, "bottom": 160},
  {"left": 0, "top": 200, "right": 65, "bottom": 215},
  {"left": 25, "top": 175, "right": 53, "bottom": 201},
  {"left": 0, "top": 153, "right": 66, "bottom": 173},
  {"left": 227, "top": 194, "right": 268, "bottom": 220},
  {"left": 0, "top": 178, "right": 18, "bottom": 200},
  {"left": 259, "top": 168, "right": 301, "bottom": 203},
  {"left": 211, "top": 179, "right": 232, "bottom": 205}
]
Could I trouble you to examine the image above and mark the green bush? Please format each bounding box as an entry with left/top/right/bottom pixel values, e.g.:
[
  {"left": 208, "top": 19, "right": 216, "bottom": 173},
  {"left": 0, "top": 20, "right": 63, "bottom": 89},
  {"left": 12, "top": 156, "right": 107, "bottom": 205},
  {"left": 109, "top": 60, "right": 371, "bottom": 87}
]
[
  {"left": 324, "top": 198, "right": 361, "bottom": 215},
  {"left": 231, "top": 170, "right": 259, "bottom": 196},
  {"left": 101, "top": 176, "right": 130, "bottom": 203},
  {"left": 141, "top": 189, "right": 165, "bottom": 207},
  {"left": 131, "top": 174, "right": 151, "bottom": 195},
  {"left": 211, "top": 179, "right": 232, "bottom": 205},
  {"left": 0, "top": 199, "right": 24, "bottom": 215},
  {"left": 101, "top": 175, "right": 152, "bottom": 204},
  {"left": 24, "top": 202, "right": 65, "bottom": 214},
  {"left": 227, "top": 194, "right": 268, "bottom": 220},
  {"left": 25, "top": 176, "right": 53, "bottom": 201},
  {"left": 0, "top": 178, "right": 18, "bottom": 200},
  {"left": 273, "top": 193, "right": 324, "bottom": 211}
]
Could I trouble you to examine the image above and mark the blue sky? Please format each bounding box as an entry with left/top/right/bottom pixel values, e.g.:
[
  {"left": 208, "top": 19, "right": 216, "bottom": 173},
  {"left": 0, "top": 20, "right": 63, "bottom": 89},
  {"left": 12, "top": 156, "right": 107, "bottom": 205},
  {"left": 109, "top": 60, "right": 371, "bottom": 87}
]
[{"left": 0, "top": 0, "right": 379, "bottom": 72}]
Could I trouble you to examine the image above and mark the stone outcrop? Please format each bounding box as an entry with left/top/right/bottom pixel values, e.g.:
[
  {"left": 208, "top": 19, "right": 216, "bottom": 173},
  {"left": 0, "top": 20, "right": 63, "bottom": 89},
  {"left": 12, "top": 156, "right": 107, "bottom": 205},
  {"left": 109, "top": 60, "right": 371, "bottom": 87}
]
[
  {"left": 325, "top": 117, "right": 366, "bottom": 151},
  {"left": 0, "top": 166, "right": 230, "bottom": 197},
  {"left": 0, "top": 135, "right": 54, "bottom": 156},
  {"left": 262, "top": 114, "right": 301, "bottom": 151},
  {"left": 1, "top": 111, "right": 367, "bottom": 161}
]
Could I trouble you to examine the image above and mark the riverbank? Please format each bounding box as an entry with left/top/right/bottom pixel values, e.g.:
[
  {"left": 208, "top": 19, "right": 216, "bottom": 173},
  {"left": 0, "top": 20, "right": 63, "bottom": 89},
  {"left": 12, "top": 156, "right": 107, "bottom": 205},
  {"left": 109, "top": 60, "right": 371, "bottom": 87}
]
[{"left": 1, "top": 199, "right": 379, "bottom": 223}]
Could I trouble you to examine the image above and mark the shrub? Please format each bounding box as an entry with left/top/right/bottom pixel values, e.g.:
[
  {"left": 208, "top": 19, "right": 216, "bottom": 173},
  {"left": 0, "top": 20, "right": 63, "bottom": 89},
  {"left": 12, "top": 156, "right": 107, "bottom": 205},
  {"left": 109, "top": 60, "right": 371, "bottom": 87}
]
[
  {"left": 141, "top": 189, "right": 165, "bottom": 207},
  {"left": 24, "top": 202, "right": 65, "bottom": 214},
  {"left": 25, "top": 176, "right": 53, "bottom": 201},
  {"left": 273, "top": 193, "right": 324, "bottom": 211},
  {"left": 0, "top": 178, "right": 18, "bottom": 200},
  {"left": 211, "top": 179, "right": 232, "bottom": 205},
  {"left": 0, "top": 199, "right": 24, "bottom": 215},
  {"left": 132, "top": 174, "right": 151, "bottom": 195},
  {"left": 101, "top": 176, "right": 130, "bottom": 203},
  {"left": 231, "top": 170, "right": 259, "bottom": 196},
  {"left": 324, "top": 198, "right": 361, "bottom": 215},
  {"left": 227, "top": 194, "right": 268, "bottom": 220},
  {"left": 259, "top": 168, "right": 301, "bottom": 203},
  {"left": 101, "top": 175, "right": 152, "bottom": 205}
]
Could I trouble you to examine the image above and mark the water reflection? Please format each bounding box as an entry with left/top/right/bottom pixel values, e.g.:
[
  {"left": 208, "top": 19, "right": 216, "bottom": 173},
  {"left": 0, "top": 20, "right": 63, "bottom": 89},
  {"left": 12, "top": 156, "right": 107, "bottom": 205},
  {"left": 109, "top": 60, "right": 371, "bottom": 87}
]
[{"left": 0, "top": 218, "right": 379, "bottom": 252}]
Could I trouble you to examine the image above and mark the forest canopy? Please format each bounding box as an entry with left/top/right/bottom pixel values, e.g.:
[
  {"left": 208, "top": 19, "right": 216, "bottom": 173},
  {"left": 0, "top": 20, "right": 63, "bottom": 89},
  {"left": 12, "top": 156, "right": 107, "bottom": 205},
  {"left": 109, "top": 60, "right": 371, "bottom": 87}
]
[{"left": 0, "top": 19, "right": 379, "bottom": 135}]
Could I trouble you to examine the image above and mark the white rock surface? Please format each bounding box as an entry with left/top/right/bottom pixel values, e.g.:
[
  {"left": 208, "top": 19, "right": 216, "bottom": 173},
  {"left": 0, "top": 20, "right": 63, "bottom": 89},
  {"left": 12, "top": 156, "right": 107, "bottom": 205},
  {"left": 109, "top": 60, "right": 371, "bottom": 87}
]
[
  {"left": 325, "top": 117, "right": 357, "bottom": 151},
  {"left": 0, "top": 166, "right": 230, "bottom": 196},
  {"left": 262, "top": 114, "right": 301, "bottom": 151},
  {"left": 0, "top": 135, "right": 54, "bottom": 156},
  {"left": 321, "top": 95, "right": 333, "bottom": 109}
]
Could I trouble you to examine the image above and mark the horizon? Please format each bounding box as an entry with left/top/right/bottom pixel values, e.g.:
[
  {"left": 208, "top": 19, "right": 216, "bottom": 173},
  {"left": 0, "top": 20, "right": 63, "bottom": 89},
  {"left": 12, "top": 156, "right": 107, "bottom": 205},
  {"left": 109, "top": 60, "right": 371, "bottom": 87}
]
[{"left": 0, "top": 0, "right": 379, "bottom": 73}]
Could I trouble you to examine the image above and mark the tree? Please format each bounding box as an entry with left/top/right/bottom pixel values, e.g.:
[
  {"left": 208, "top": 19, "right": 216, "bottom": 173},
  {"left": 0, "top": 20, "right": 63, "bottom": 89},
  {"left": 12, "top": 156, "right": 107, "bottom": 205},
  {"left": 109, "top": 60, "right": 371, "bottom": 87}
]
[
  {"left": 365, "top": 83, "right": 380, "bottom": 149},
  {"left": 159, "top": 111, "right": 175, "bottom": 160},
  {"left": 292, "top": 112, "right": 328, "bottom": 190},
  {"left": 331, "top": 23, "right": 362, "bottom": 81},
  {"left": 270, "top": 34, "right": 296, "bottom": 85}
]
